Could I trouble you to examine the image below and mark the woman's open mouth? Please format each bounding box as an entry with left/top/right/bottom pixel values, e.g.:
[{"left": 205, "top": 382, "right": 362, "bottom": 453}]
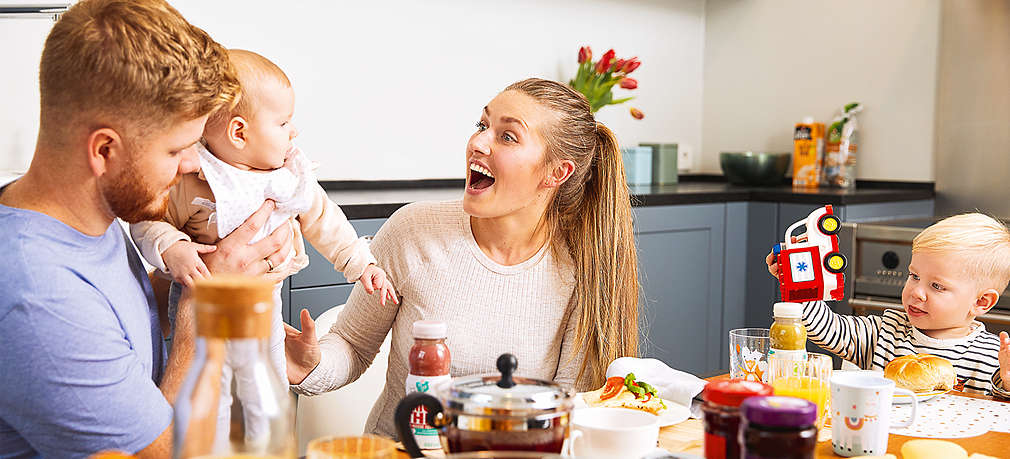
[{"left": 467, "top": 162, "right": 495, "bottom": 191}]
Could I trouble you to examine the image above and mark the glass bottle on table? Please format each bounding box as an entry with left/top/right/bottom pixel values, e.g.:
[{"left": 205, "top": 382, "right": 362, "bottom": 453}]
[
  {"left": 405, "top": 320, "right": 451, "bottom": 450},
  {"left": 173, "top": 275, "right": 293, "bottom": 458}
]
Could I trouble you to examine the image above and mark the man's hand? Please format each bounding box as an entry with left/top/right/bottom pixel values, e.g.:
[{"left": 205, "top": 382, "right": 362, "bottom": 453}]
[
  {"left": 201, "top": 200, "right": 292, "bottom": 277},
  {"left": 358, "top": 264, "right": 399, "bottom": 306},
  {"left": 162, "top": 240, "right": 216, "bottom": 288},
  {"left": 1000, "top": 331, "right": 1010, "bottom": 391},
  {"left": 285, "top": 309, "right": 321, "bottom": 385}
]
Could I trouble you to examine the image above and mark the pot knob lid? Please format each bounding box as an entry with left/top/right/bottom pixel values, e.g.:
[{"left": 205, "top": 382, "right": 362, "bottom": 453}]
[
  {"left": 497, "top": 353, "right": 517, "bottom": 388},
  {"left": 445, "top": 352, "right": 573, "bottom": 412}
]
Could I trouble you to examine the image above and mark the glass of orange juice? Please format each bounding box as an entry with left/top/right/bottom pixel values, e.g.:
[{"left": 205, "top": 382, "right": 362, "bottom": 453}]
[
  {"left": 769, "top": 353, "right": 832, "bottom": 430},
  {"left": 306, "top": 435, "right": 397, "bottom": 459}
]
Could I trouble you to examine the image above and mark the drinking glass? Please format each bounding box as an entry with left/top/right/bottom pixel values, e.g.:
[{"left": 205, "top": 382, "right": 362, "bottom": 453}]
[
  {"left": 769, "top": 353, "right": 833, "bottom": 430},
  {"left": 307, "top": 435, "right": 397, "bottom": 459},
  {"left": 729, "top": 328, "right": 770, "bottom": 382}
]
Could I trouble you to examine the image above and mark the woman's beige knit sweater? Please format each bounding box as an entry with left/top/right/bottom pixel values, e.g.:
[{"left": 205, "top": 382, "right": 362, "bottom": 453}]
[{"left": 293, "top": 200, "right": 584, "bottom": 439}]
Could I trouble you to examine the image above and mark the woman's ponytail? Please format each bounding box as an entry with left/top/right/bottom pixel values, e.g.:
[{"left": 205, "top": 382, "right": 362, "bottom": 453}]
[
  {"left": 566, "top": 123, "right": 639, "bottom": 388},
  {"left": 505, "top": 78, "right": 640, "bottom": 389}
]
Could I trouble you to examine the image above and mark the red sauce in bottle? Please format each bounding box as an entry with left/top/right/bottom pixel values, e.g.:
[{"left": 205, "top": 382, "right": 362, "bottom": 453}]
[{"left": 405, "top": 320, "right": 451, "bottom": 449}]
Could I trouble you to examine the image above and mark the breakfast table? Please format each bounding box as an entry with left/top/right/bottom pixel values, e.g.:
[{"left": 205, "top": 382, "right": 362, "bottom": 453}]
[
  {"left": 386, "top": 374, "right": 1010, "bottom": 458},
  {"left": 658, "top": 375, "right": 1010, "bottom": 458}
]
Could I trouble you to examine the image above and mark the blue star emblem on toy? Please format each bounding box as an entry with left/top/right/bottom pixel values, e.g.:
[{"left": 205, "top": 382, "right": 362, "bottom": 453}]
[{"left": 796, "top": 261, "right": 809, "bottom": 272}]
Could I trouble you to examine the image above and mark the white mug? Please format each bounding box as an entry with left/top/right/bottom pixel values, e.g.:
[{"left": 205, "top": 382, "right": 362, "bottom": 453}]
[
  {"left": 563, "top": 407, "right": 658, "bottom": 458},
  {"left": 830, "top": 371, "right": 918, "bottom": 457}
]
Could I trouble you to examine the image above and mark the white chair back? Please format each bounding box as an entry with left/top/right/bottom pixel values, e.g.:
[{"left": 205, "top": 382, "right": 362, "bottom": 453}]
[{"left": 294, "top": 304, "right": 392, "bottom": 455}]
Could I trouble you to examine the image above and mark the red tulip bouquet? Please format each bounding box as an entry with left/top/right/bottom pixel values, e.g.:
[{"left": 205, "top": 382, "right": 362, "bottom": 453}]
[{"left": 569, "top": 46, "right": 644, "bottom": 119}]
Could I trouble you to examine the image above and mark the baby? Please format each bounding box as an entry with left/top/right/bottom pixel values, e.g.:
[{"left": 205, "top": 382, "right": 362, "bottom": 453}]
[
  {"left": 767, "top": 213, "right": 1010, "bottom": 397},
  {"left": 131, "top": 49, "right": 397, "bottom": 442}
]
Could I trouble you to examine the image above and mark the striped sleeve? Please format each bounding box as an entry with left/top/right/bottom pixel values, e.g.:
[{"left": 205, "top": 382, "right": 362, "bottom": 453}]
[
  {"left": 993, "top": 373, "right": 1010, "bottom": 399},
  {"left": 802, "top": 301, "right": 882, "bottom": 368}
]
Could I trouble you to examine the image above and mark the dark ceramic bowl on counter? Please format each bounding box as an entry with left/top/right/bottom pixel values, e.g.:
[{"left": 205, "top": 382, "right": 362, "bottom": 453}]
[{"left": 719, "top": 152, "right": 791, "bottom": 186}]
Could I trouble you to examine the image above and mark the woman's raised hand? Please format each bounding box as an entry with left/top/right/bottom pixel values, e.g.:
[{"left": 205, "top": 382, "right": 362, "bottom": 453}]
[{"left": 284, "top": 308, "right": 322, "bottom": 385}]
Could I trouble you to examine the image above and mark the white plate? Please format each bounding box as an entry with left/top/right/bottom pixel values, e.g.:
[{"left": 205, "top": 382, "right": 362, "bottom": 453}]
[
  {"left": 893, "top": 389, "right": 949, "bottom": 404},
  {"left": 573, "top": 392, "right": 691, "bottom": 427}
]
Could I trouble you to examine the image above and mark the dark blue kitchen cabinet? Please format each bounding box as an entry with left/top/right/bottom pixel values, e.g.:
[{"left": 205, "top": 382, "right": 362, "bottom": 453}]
[
  {"left": 288, "top": 218, "right": 387, "bottom": 289},
  {"left": 287, "top": 284, "right": 354, "bottom": 331},
  {"left": 281, "top": 217, "right": 387, "bottom": 328},
  {"left": 634, "top": 203, "right": 726, "bottom": 377}
]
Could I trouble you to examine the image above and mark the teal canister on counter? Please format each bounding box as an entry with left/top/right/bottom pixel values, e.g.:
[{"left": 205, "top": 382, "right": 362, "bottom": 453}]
[
  {"left": 621, "top": 146, "right": 653, "bottom": 186},
  {"left": 640, "top": 142, "right": 679, "bottom": 185}
]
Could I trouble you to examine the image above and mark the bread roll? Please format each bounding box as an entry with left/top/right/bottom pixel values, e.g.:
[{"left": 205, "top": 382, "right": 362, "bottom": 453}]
[
  {"left": 884, "top": 354, "right": 956, "bottom": 393},
  {"left": 900, "top": 439, "right": 968, "bottom": 459}
]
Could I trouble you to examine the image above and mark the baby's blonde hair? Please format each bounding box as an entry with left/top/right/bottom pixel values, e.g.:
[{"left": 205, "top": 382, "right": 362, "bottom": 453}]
[
  {"left": 913, "top": 213, "right": 1010, "bottom": 293},
  {"left": 208, "top": 49, "right": 291, "bottom": 126}
]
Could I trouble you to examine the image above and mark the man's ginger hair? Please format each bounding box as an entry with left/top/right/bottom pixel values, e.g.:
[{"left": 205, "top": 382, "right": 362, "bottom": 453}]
[
  {"left": 913, "top": 213, "right": 1010, "bottom": 293},
  {"left": 38, "top": 0, "right": 240, "bottom": 142}
]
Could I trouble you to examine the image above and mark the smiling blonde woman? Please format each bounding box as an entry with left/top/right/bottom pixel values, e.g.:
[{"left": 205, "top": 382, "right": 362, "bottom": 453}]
[{"left": 284, "top": 78, "right": 640, "bottom": 440}]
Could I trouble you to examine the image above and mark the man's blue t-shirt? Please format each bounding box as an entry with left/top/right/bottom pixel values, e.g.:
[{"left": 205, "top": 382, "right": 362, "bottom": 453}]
[{"left": 0, "top": 198, "right": 171, "bottom": 458}]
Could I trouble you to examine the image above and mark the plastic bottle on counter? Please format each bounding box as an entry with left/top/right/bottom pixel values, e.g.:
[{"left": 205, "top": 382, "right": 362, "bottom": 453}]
[
  {"left": 405, "top": 320, "right": 452, "bottom": 450},
  {"left": 702, "top": 379, "right": 773, "bottom": 459},
  {"left": 739, "top": 396, "right": 818, "bottom": 459},
  {"left": 769, "top": 302, "right": 808, "bottom": 377}
]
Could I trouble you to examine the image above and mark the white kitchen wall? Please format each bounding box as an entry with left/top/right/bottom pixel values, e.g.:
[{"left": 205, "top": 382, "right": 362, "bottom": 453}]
[
  {"left": 701, "top": 0, "right": 941, "bottom": 181},
  {"left": 0, "top": 12, "right": 51, "bottom": 175},
  {"left": 0, "top": 0, "right": 706, "bottom": 180}
]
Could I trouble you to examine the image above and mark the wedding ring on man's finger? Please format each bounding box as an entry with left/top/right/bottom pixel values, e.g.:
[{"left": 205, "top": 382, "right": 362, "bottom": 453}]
[{"left": 265, "top": 258, "right": 275, "bottom": 272}]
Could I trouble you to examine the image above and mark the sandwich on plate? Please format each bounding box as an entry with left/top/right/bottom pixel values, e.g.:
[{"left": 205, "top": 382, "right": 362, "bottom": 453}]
[{"left": 582, "top": 373, "right": 668, "bottom": 415}]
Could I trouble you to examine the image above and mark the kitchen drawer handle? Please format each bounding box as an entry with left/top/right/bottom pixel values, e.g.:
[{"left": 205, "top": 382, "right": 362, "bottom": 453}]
[{"left": 850, "top": 298, "right": 1010, "bottom": 325}]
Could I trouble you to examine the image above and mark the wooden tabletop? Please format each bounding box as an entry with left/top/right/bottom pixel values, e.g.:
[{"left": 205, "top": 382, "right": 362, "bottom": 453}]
[
  {"left": 659, "top": 381, "right": 1010, "bottom": 458},
  {"left": 393, "top": 381, "right": 1010, "bottom": 458}
]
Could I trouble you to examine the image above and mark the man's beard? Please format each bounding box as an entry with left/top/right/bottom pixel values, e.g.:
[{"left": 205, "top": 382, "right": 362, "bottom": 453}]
[{"left": 100, "top": 157, "right": 177, "bottom": 224}]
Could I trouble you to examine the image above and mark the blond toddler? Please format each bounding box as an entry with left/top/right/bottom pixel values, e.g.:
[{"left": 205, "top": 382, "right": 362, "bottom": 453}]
[{"left": 767, "top": 213, "right": 1010, "bottom": 397}]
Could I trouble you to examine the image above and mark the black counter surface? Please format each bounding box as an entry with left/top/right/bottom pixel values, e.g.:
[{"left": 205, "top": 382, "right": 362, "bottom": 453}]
[{"left": 323, "top": 176, "right": 935, "bottom": 219}]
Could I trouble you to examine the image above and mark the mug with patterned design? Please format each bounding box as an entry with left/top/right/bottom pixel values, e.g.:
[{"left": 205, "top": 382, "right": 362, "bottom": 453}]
[{"left": 830, "top": 371, "right": 918, "bottom": 457}]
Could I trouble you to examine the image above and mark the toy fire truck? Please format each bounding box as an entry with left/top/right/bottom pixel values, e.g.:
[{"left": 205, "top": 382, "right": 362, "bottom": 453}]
[{"left": 773, "top": 205, "right": 847, "bottom": 302}]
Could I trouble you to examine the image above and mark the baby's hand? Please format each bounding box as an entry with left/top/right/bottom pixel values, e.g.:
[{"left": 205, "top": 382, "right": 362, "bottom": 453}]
[
  {"left": 358, "top": 264, "right": 399, "bottom": 306},
  {"left": 1000, "top": 331, "right": 1010, "bottom": 391},
  {"left": 766, "top": 251, "right": 781, "bottom": 280},
  {"left": 162, "top": 240, "right": 216, "bottom": 288}
]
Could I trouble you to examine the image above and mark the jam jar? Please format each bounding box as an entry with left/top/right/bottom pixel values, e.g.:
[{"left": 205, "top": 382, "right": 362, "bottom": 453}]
[
  {"left": 740, "top": 396, "right": 818, "bottom": 459},
  {"left": 702, "top": 379, "right": 773, "bottom": 459}
]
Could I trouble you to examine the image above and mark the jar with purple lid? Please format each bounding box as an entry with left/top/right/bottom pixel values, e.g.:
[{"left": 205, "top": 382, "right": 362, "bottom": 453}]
[{"left": 739, "top": 396, "right": 818, "bottom": 459}]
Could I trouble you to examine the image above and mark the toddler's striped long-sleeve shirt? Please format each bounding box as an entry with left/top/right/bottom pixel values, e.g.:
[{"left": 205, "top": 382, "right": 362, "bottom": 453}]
[{"left": 802, "top": 301, "right": 1009, "bottom": 398}]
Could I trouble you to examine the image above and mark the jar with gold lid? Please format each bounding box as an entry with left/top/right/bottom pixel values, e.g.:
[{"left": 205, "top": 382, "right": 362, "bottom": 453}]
[{"left": 173, "top": 275, "right": 293, "bottom": 458}]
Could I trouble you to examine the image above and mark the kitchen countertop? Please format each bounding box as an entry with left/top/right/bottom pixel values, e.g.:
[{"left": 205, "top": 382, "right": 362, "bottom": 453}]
[{"left": 326, "top": 177, "right": 935, "bottom": 220}]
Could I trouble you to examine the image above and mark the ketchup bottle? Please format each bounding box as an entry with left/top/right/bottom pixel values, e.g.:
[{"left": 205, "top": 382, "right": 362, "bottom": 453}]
[{"left": 405, "top": 320, "right": 451, "bottom": 450}]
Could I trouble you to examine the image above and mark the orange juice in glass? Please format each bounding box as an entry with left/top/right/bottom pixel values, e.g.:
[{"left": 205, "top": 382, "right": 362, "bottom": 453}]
[{"left": 769, "top": 353, "right": 832, "bottom": 429}]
